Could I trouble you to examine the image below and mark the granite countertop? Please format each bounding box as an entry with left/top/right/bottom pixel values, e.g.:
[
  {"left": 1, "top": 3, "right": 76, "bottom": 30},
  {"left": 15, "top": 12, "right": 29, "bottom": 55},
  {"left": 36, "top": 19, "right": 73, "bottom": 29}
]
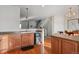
[
  {"left": 0, "top": 29, "right": 31, "bottom": 34},
  {"left": 52, "top": 33, "right": 79, "bottom": 42},
  {"left": 0, "top": 29, "right": 43, "bottom": 35},
  {"left": 0, "top": 31, "right": 33, "bottom": 35}
]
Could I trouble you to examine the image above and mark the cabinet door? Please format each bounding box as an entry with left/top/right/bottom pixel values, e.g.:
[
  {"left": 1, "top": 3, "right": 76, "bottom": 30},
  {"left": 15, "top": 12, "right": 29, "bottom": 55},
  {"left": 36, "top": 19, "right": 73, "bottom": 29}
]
[
  {"left": 28, "top": 33, "right": 34, "bottom": 46},
  {"left": 22, "top": 33, "right": 34, "bottom": 47},
  {"left": 8, "top": 34, "right": 21, "bottom": 50},
  {"left": 14, "top": 34, "right": 21, "bottom": 48},
  {"left": 8, "top": 34, "right": 15, "bottom": 50},
  {"left": 0, "top": 35, "right": 9, "bottom": 53},
  {"left": 61, "top": 40, "right": 78, "bottom": 54},
  {"left": 21, "top": 34, "right": 28, "bottom": 47},
  {"left": 51, "top": 37, "right": 61, "bottom": 54},
  {"left": 0, "top": 36, "right": 2, "bottom": 53},
  {"left": 44, "top": 37, "right": 52, "bottom": 54}
]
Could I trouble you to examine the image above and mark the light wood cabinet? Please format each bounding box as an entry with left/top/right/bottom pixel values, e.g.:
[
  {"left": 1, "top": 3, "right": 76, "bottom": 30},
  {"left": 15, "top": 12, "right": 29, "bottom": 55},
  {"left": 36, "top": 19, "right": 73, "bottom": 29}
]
[
  {"left": 8, "top": 33, "right": 34, "bottom": 50},
  {"left": 0, "top": 33, "right": 34, "bottom": 54},
  {"left": 8, "top": 34, "right": 21, "bottom": 50},
  {"left": 0, "top": 35, "right": 9, "bottom": 53},
  {"left": 51, "top": 36, "right": 79, "bottom": 54},
  {"left": 21, "top": 33, "right": 34, "bottom": 47},
  {"left": 51, "top": 36, "right": 61, "bottom": 54},
  {"left": 61, "top": 40, "right": 78, "bottom": 54}
]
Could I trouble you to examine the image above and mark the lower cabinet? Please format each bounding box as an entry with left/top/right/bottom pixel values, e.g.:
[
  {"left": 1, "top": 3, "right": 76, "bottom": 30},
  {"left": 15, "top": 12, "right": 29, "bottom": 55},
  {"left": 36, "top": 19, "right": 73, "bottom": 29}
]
[
  {"left": 0, "top": 33, "right": 34, "bottom": 54},
  {"left": 8, "top": 34, "right": 21, "bottom": 50},
  {"left": 51, "top": 36, "right": 61, "bottom": 54},
  {"left": 51, "top": 36, "right": 79, "bottom": 54},
  {"left": 0, "top": 35, "right": 9, "bottom": 53},
  {"left": 8, "top": 33, "right": 34, "bottom": 49},
  {"left": 61, "top": 40, "right": 78, "bottom": 54},
  {"left": 21, "top": 33, "right": 34, "bottom": 47}
]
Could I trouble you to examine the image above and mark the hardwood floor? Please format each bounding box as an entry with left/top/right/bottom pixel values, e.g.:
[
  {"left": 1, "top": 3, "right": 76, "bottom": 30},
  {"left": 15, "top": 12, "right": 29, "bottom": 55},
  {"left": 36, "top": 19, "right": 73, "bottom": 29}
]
[
  {"left": 2, "top": 45, "right": 41, "bottom": 54},
  {"left": 44, "top": 36, "right": 52, "bottom": 54}
]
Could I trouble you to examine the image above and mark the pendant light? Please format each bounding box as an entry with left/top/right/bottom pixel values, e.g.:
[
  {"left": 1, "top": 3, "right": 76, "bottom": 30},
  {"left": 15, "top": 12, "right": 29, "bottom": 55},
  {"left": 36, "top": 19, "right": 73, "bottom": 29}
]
[
  {"left": 66, "top": 7, "right": 76, "bottom": 19},
  {"left": 26, "top": 8, "right": 28, "bottom": 18}
]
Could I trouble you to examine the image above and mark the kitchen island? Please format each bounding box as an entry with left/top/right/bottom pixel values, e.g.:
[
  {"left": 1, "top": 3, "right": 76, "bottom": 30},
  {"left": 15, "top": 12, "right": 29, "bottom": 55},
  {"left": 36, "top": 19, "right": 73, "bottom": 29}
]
[
  {"left": 0, "top": 29, "right": 44, "bottom": 54},
  {"left": 51, "top": 33, "right": 79, "bottom": 54},
  {"left": 0, "top": 32, "right": 34, "bottom": 53}
]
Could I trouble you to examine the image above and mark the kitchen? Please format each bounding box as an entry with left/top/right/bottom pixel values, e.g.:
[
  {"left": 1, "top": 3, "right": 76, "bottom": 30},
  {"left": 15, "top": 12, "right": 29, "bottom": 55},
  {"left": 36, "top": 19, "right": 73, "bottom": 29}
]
[
  {"left": 0, "top": 6, "right": 44, "bottom": 54},
  {"left": 0, "top": 5, "right": 79, "bottom": 54}
]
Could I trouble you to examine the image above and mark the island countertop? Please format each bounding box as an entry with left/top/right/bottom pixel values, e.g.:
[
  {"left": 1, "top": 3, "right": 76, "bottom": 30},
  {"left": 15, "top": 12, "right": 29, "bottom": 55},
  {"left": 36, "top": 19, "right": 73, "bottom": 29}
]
[
  {"left": 0, "top": 29, "right": 43, "bottom": 35},
  {"left": 52, "top": 33, "right": 79, "bottom": 42}
]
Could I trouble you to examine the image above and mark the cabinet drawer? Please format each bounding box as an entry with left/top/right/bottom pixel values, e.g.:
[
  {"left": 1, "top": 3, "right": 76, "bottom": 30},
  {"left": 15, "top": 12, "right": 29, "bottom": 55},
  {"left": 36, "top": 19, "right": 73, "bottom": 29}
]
[{"left": 22, "top": 33, "right": 34, "bottom": 36}]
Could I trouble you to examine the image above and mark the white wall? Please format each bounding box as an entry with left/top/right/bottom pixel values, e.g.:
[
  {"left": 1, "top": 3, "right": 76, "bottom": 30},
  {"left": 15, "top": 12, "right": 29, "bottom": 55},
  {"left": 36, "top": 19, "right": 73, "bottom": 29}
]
[
  {"left": 0, "top": 6, "right": 20, "bottom": 32},
  {"left": 19, "top": 5, "right": 79, "bottom": 33},
  {"left": 44, "top": 16, "right": 53, "bottom": 36}
]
